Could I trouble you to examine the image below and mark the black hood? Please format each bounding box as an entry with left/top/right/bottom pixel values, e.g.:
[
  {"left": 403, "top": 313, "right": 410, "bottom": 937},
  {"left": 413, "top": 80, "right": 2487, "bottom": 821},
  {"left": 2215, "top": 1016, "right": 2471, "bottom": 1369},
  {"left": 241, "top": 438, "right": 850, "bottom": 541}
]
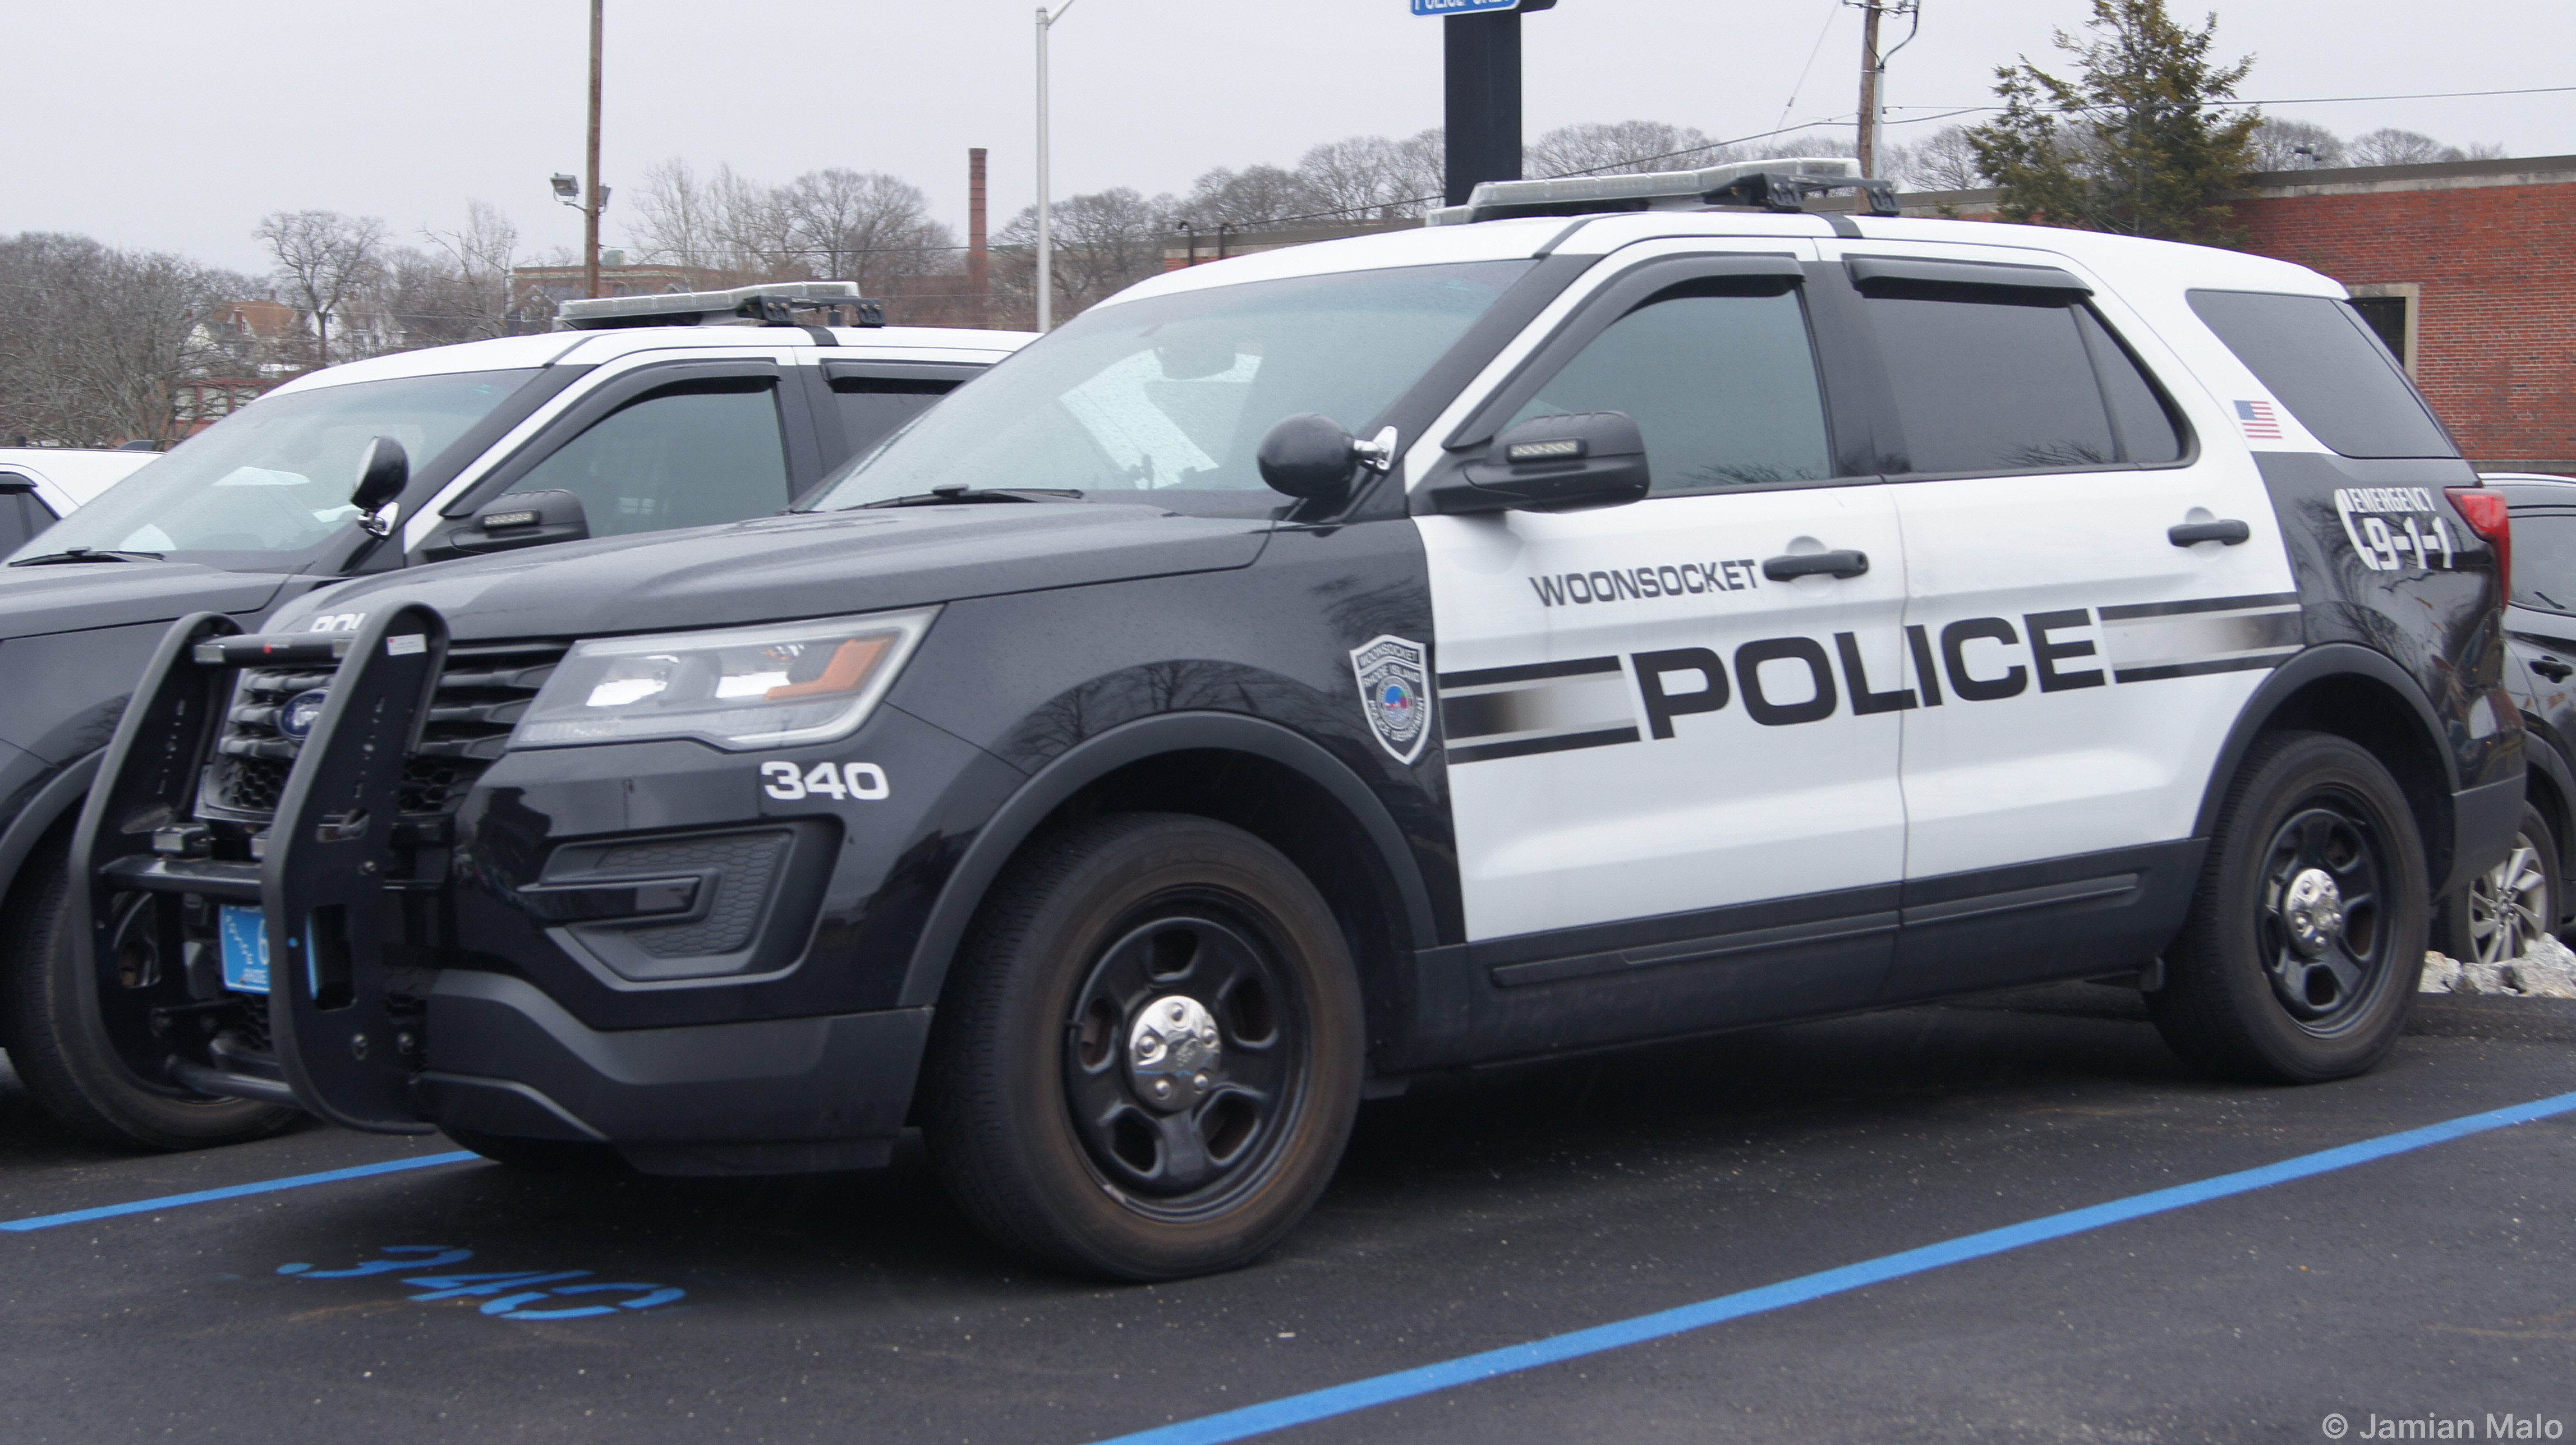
[
  {"left": 0, "top": 560, "right": 293, "bottom": 640},
  {"left": 269, "top": 504, "right": 1273, "bottom": 641}
]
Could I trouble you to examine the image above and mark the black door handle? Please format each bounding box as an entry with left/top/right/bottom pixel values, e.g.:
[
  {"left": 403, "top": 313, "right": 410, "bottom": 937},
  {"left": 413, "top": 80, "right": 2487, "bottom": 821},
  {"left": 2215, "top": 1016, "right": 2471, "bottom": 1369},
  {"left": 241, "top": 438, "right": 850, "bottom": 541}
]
[
  {"left": 2535, "top": 656, "right": 2573, "bottom": 682},
  {"left": 2169, "top": 519, "right": 2251, "bottom": 547},
  {"left": 1763, "top": 549, "right": 1870, "bottom": 581}
]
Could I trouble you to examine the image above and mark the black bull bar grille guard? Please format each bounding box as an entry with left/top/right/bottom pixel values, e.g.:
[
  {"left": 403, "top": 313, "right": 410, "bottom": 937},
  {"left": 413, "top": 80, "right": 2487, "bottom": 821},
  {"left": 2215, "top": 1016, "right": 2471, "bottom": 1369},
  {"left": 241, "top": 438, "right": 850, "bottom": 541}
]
[{"left": 70, "top": 605, "right": 455, "bottom": 1133}]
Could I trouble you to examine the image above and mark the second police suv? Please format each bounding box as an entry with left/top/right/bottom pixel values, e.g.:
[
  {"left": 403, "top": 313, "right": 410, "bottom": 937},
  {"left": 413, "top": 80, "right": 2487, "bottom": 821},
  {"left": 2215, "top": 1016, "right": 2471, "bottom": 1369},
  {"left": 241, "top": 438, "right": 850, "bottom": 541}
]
[{"left": 79, "top": 160, "right": 2519, "bottom": 1280}]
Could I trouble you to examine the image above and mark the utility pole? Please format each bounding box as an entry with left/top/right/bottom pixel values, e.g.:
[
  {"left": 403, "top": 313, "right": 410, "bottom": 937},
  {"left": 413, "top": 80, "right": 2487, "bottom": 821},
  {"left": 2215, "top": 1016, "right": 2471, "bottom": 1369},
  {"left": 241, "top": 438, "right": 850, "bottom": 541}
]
[
  {"left": 583, "top": 0, "right": 604, "bottom": 300},
  {"left": 1853, "top": 0, "right": 1919, "bottom": 180},
  {"left": 1854, "top": 0, "right": 1884, "bottom": 178},
  {"left": 968, "top": 148, "right": 990, "bottom": 328}
]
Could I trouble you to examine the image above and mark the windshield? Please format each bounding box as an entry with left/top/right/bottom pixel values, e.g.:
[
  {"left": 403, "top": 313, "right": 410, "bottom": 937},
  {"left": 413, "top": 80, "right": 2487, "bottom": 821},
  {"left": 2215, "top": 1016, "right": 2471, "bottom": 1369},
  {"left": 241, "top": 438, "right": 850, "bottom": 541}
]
[
  {"left": 808, "top": 261, "right": 1533, "bottom": 518},
  {"left": 15, "top": 369, "right": 542, "bottom": 570}
]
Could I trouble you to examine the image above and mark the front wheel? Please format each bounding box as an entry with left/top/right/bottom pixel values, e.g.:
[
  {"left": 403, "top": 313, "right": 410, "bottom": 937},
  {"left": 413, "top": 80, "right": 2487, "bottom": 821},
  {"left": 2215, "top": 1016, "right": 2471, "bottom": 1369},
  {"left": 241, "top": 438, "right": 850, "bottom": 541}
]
[
  {"left": 2434, "top": 800, "right": 2558, "bottom": 967},
  {"left": 1, "top": 837, "right": 298, "bottom": 1150},
  {"left": 924, "top": 813, "right": 1364, "bottom": 1281},
  {"left": 2149, "top": 731, "right": 2427, "bottom": 1083}
]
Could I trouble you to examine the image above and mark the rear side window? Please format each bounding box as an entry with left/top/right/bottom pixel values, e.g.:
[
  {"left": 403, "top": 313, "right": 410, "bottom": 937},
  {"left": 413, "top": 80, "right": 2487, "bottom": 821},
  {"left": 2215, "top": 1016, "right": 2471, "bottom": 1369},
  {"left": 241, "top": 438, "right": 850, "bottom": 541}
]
[
  {"left": 831, "top": 377, "right": 954, "bottom": 457},
  {"left": 2511, "top": 513, "right": 2576, "bottom": 615},
  {"left": 2186, "top": 290, "right": 2457, "bottom": 459},
  {"left": 1866, "top": 292, "right": 2182, "bottom": 474}
]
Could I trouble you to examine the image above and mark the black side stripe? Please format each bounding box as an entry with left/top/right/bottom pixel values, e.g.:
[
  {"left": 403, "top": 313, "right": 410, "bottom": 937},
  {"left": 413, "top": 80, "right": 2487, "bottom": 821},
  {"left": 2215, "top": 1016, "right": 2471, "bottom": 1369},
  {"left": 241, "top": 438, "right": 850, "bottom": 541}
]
[
  {"left": 1447, "top": 726, "right": 1641, "bottom": 766},
  {"left": 1436, "top": 656, "right": 1622, "bottom": 689},
  {"left": 2096, "top": 591, "right": 2300, "bottom": 622},
  {"left": 2110, "top": 654, "right": 2290, "bottom": 684}
]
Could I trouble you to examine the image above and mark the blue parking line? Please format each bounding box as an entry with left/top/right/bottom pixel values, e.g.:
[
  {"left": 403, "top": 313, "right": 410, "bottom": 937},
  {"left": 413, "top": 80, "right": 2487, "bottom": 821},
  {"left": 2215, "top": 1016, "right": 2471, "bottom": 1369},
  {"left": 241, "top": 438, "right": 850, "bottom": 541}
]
[
  {"left": 1090, "top": 1088, "right": 2576, "bottom": 1445},
  {"left": 1, "top": 1152, "right": 480, "bottom": 1232}
]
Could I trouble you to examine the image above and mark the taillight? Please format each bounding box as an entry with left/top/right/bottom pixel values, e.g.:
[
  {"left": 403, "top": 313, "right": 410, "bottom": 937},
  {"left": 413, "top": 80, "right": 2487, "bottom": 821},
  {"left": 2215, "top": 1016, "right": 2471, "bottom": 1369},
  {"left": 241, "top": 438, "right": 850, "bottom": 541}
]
[{"left": 2446, "top": 486, "right": 2511, "bottom": 596}]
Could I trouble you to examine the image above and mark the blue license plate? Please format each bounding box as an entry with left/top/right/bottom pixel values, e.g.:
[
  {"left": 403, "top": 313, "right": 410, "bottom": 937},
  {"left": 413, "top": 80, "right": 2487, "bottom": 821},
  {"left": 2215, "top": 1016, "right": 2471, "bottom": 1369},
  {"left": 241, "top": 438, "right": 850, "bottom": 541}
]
[{"left": 219, "top": 906, "right": 270, "bottom": 994}]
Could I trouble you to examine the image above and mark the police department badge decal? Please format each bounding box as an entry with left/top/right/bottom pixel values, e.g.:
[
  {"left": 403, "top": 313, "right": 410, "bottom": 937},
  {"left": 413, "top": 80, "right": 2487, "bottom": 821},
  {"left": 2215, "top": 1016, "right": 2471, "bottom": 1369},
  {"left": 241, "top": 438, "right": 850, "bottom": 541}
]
[{"left": 1350, "top": 635, "right": 1433, "bottom": 764}]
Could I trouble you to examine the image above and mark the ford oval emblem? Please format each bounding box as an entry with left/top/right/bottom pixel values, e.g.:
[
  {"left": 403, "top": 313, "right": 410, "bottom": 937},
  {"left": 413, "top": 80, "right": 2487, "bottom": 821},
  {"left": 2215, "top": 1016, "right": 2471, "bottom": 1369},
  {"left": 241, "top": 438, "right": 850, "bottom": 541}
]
[{"left": 279, "top": 689, "right": 329, "bottom": 740}]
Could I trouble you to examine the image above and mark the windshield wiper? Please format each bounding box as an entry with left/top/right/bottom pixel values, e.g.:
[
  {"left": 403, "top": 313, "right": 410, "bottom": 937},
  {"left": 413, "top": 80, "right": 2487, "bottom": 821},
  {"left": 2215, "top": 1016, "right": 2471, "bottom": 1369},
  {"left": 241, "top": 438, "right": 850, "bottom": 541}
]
[
  {"left": 854, "top": 486, "right": 1084, "bottom": 509},
  {"left": 8, "top": 547, "right": 167, "bottom": 567}
]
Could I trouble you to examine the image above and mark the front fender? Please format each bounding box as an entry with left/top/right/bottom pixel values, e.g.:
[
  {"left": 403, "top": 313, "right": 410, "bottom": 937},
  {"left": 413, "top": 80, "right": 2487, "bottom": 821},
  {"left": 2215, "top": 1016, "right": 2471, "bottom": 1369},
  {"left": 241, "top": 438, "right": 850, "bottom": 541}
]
[{"left": 894, "top": 710, "right": 1438, "bottom": 1010}]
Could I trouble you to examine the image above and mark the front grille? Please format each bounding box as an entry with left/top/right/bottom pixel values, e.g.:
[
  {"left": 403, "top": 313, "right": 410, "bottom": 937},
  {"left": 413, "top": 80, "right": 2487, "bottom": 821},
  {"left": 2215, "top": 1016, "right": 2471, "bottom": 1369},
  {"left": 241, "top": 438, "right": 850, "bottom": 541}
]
[{"left": 201, "top": 639, "right": 566, "bottom": 822}]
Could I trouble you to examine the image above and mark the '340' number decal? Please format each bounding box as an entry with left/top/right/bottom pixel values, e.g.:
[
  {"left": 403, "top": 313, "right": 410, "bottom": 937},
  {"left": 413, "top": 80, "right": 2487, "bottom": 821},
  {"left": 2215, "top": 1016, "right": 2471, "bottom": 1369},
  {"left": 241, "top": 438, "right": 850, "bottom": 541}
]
[
  {"left": 761, "top": 761, "right": 890, "bottom": 802},
  {"left": 278, "top": 1245, "right": 686, "bottom": 1321}
]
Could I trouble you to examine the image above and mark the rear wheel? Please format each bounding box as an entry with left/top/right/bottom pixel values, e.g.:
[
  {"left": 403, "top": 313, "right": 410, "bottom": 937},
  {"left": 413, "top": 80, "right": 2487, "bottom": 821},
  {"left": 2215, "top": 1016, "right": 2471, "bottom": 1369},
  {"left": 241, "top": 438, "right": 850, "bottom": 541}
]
[
  {"left": 2434, "top": 800, "right": 2557, "bottom": 965},
  {"left": 924, "top": 813, "right": 1363, "bottom": 1281},
  {"left": 2149, "top": 732, "right": 2426, "bottom": 1083},
  {"left": 0, "top": 837, "right": 297, "bottom": 1149}
]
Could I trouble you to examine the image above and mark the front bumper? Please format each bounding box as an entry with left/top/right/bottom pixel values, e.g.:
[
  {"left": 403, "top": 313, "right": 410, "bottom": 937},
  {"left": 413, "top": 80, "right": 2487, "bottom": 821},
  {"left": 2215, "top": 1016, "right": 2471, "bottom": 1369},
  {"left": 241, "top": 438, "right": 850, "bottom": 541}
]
[{"left": 420, "top": 972, "right": 929, "bottom": 1175}]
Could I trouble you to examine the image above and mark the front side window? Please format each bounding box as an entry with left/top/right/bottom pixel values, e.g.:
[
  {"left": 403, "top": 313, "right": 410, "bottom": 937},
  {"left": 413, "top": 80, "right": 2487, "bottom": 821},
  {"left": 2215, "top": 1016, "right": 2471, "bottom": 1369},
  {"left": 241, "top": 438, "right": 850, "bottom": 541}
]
[
  {"left": 2187, "top": 289, "right": 2456, "bottom": 459},
  {"left": 807, "top": 261, "right": 1535, "bottom": 519},
  {"left": 512, "top": 380, "right": 790, "bottom": 537},
  {"left": 1505, "top": 284, "right": 1834, "bottom": 494},
  {"left": 14, "top": 369, "right": 541, "bottom": 569}
]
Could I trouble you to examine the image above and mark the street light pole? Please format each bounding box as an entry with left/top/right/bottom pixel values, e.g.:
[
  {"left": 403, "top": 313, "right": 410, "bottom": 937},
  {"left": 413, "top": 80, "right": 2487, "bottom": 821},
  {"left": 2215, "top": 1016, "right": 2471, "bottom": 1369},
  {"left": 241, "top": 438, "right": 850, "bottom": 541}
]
[
  {"left": 1036, "top": 0, "right": 1078, "bottom": 332},
  {"left": 584, "top": 0, "right": 604, "bottom": 300}
]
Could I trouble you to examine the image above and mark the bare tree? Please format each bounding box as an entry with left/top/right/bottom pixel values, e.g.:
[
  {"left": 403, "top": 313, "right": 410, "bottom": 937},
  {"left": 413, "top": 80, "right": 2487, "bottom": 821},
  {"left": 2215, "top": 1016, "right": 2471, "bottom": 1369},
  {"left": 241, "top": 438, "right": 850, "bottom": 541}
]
[
  {"left": 996, "top": 187, "right": 1176, "bottom": 320},
  {"left": 2251, "top": 117, "right": 2345, "bottom": 170},
  {"left": 0, "top": 232, "right": 251, "bottom": 445},
  {"left": 781, "top": 169, "right": 958, "bottom": 293},
  {"left": 1884, "top": 125, "right": 1988, "bottom": 190},
  {"left": 2345, "top": 128, "right": 2464, "bottom": 167},
  {"left": 415, "top": 199, "right": 519, "bottom": 340},
  {"left": 1529, "top": 120, "right": 1733, "bottom": 178},
  {"left": 254, "top": 210, "right": 386, "bottom": 367},
  {"left": 627, "top": 158, "right": 724, "bottom": 271},
  {"left": 1181, "top": 164, "right": 1325, "bottom": 228}
]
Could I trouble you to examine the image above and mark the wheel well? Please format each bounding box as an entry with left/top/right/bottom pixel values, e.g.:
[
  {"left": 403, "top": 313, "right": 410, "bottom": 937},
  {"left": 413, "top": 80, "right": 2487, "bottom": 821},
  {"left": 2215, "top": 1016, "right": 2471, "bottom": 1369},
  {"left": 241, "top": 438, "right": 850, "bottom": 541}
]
[
  {"left": 1006, "top": 748, "right": 1415, "bottom": 1059},
  {"left": 0, "top": 811, "right": 79, "bottom": 1046},
  {"left": 2248, "top": 674, "right": 2451, "bottom": 875}
]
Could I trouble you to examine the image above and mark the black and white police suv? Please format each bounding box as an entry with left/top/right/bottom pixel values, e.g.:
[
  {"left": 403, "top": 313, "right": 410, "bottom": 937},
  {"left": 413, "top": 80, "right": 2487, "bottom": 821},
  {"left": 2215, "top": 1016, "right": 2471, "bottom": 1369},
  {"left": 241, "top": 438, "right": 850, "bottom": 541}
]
[
  {"left": 74, "top": 164, "right": 2519, "bottom": 1278},
  {"left": 1, "top": 284, "right": 1027, "bottom": 1151}
]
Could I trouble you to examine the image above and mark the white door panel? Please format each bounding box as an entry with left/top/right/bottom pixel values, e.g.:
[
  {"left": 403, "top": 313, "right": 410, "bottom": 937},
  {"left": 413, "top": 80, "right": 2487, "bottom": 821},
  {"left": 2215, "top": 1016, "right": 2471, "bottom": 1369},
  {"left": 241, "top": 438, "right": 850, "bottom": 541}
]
[{"left": 1426, "top": 486, "right": 1910, "bottom": 941}]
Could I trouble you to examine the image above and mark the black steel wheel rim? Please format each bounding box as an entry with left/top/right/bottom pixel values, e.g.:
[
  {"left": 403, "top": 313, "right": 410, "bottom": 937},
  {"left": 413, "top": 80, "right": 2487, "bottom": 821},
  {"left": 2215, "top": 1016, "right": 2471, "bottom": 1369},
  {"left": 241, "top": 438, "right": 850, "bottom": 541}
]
[
  {"left": 2255, "top": 795, "right": 2394, "bottom": 1032},
  {"left": 1060, "top": 897, "right": 1308, "bottom": 1221}
]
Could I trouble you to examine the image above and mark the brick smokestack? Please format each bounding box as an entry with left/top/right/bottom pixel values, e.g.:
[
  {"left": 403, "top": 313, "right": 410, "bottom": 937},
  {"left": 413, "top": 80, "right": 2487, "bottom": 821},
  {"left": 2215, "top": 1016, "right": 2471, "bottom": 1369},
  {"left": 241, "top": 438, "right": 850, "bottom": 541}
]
[{"left": 968, "top": 148, "right": 990, "bottom": 327}]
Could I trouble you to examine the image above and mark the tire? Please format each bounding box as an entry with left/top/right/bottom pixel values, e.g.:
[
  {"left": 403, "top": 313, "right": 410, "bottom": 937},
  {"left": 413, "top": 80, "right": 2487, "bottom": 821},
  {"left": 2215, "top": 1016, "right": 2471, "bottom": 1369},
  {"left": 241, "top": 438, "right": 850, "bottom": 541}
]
[
  {"left": 924, "top": 813, "right": 1364, "bottom": 1281},
  {"left": 2433, "top": 800, "right": 2557, "bottom": 966},
  {"left": 438, "top": 1126, "right": 628, "bottom": 1172},
  {"left": 0, "top": 836, "right": 298, "bottom": 1150},
  {"left": 2149, "top": 731, "right": 2428, "bottom": 1083}
]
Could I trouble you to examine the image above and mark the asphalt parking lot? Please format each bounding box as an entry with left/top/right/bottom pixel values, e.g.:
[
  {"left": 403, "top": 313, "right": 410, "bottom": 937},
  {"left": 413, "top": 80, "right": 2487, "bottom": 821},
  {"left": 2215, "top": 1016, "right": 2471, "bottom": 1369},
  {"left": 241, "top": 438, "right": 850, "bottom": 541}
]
[{"left": 6, "top": 986, "right": 2572, "bottom": 1445}]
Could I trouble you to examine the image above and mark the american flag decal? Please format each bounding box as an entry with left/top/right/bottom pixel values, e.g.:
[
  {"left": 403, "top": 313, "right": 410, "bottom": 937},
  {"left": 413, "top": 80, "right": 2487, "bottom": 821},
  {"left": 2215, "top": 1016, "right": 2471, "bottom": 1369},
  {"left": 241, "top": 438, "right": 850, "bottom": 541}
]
[{"left": 2234, "top": 399, "right": 2283, "bottom": 440}]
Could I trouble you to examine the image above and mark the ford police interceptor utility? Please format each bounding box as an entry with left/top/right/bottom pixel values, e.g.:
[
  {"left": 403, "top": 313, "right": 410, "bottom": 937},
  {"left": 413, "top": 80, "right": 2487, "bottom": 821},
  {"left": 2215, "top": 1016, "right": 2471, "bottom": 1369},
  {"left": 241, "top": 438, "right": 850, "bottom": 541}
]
[
  {"left": 71, "top": 164, "right": 2518, "bottom": 1279},
  {"left": 0, "top": 284, "right": 1028, "bottom": 1151}
]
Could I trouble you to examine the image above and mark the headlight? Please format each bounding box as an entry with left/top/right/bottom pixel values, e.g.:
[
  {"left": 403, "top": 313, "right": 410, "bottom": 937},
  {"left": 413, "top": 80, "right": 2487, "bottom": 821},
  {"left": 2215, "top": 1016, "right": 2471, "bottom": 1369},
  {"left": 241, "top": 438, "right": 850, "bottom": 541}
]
[{"left": 511, "top": 607, "right": 937, "bottom": 751}]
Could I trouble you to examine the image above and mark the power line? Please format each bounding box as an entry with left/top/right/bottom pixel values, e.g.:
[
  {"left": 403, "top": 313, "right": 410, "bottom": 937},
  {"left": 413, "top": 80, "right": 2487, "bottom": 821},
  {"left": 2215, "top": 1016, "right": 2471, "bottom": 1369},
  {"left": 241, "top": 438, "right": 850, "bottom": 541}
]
[{"left": 1888, "top": 81, "right": 2576, "bottom": 115}]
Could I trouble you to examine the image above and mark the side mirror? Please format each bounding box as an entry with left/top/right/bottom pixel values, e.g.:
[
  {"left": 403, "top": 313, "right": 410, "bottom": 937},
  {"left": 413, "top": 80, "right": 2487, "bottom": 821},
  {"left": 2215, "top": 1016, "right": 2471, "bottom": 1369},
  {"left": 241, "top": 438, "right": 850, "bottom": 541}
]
[
  {"left": 448, "top": 490, "right": 590, "bottom": 555},
  {"left": 1428, "top": 412, "right": 1652, "bottom": 514},
  {"left": 350, "top": 435, "right": 409, "bottom": 515},
  {"left": 1257, "top": 413, "right": 1368, "bottom": 505}
]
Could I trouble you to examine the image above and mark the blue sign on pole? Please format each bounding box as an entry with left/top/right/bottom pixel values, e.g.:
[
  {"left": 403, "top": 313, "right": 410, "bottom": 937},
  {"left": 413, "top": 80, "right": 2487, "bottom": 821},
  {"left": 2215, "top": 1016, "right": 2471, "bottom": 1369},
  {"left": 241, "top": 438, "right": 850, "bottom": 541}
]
[{"left": 1412, "top": 0, "right": 1517, "bottom": 15}]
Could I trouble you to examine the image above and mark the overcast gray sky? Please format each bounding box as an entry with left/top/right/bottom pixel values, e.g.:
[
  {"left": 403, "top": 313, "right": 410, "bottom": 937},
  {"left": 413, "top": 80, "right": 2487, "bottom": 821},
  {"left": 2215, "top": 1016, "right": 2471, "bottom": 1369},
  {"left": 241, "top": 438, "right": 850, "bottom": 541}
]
[{"left": 8, "top": 0, "right": 2572, "bottom": 278}]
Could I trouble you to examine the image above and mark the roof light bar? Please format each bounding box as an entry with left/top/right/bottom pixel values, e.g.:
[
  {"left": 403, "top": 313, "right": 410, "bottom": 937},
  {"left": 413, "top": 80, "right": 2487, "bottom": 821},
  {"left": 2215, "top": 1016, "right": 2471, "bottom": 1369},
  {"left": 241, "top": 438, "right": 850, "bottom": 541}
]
[
  {"left": 1426, "top": 157, "right": 1900, "bottom": 226},
  {"left": 554, "top": 281, "right": 887, "bottom": 332}
]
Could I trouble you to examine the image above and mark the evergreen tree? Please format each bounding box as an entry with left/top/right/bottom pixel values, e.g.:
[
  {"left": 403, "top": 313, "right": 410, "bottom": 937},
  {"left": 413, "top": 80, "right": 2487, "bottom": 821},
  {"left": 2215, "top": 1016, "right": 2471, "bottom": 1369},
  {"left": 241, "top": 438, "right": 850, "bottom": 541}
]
[{"left": 1968, "top": 0, "right": 2261, "bottom": 243}]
